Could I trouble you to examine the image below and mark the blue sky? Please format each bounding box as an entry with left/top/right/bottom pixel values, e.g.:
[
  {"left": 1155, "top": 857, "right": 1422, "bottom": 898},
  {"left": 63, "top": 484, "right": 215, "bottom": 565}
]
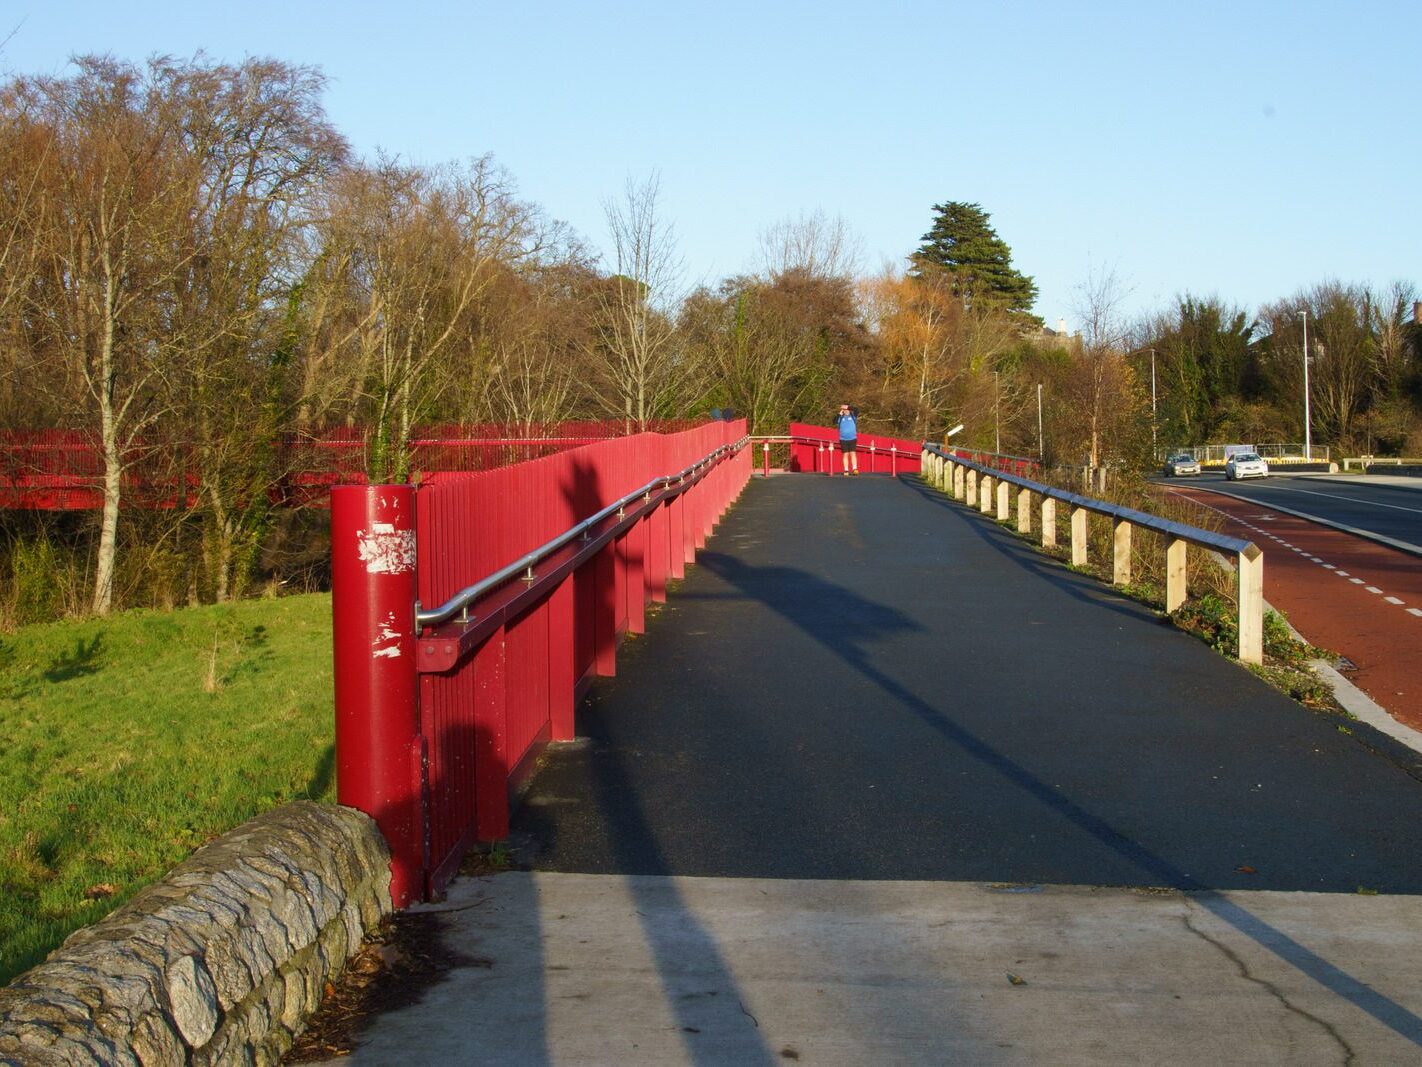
[{"left": 4, "top": 1, "right": 1416, "bottom": 329}]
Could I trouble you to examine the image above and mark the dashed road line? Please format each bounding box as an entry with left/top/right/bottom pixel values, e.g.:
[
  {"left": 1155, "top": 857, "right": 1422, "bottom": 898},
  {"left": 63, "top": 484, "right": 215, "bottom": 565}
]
[{"left": 1164, "top": 487, "right": 1422, "bottom": 624}]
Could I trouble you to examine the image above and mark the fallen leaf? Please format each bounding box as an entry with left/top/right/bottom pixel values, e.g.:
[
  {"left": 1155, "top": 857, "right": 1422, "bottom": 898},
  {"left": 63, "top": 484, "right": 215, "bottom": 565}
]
[
  {"left": 1007, "top": 972, "right": 1027, "bottom": 986},
  {"left": 1235, "top": 865, "right": 1257, "bottom": 875},
  {"left": 1356, "top": 886, "right": 1379, "bottom": 896},
  {"left": 84, "top": 883, "right": 117, "bottom": 900}
]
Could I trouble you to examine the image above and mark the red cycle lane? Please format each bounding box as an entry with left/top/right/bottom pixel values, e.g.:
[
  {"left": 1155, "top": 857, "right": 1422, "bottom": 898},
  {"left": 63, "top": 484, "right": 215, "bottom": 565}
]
[{"left": 1164, "top": 485, "right": 1422, "bottom": 732}]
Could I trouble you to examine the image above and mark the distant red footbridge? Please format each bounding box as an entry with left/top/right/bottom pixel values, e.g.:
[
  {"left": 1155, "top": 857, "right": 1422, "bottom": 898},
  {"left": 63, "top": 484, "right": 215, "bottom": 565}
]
[{"left": 0, "top": 422, "right": 1035, "bottom": 511}]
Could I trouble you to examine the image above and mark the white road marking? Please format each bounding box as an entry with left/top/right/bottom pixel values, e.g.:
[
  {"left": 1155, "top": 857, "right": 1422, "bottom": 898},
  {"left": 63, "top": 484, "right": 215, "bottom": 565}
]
[
  {"left": 1249, "top": 484, "right": 1422, "bottom": 516},
  {"left": 1165, "top": 489, "right": 1418, "bottom": 622}
]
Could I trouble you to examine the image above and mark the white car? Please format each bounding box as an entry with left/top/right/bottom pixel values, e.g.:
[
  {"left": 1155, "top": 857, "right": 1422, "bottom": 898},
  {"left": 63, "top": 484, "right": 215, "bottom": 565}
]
[{"left": 1224, "top": 452, "right": 1269, "bottom": 480}]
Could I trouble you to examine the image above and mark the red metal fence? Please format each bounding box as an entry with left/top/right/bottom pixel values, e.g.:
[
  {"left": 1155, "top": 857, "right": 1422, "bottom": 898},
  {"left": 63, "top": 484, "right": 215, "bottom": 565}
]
[
  {"left": 0, "top": 420, "right": 705, "bottom": 510},
  {"left": 782, "top": 424, "right": 1040, "bottom": 478},
  {"left": 331, "top": 420, "right": 750, "bottom": 905},
  {"left": 786, "top": 423, "right": 924, "bottom": 475}
]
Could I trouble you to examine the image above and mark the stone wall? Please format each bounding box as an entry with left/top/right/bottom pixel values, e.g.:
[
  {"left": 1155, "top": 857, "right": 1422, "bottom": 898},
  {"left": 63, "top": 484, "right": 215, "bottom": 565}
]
[{"left": 0, "top": 801, "right": 392, "bottom": 1066}]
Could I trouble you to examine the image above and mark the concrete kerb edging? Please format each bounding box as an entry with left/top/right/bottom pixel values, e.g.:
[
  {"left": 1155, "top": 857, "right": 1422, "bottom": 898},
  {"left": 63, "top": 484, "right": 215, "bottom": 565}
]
[
  {"left": 1197, "top": 546, "right": 1422, "bottom": 760},
  {"left": 0, "top": 801, "right": 393, "bottom": 1066}
]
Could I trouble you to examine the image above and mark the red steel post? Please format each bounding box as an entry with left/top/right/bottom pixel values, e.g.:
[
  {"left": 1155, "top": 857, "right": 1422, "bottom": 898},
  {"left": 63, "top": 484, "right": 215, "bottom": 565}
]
[
  {"left": 473, "top": 626, "right": 509, "bottom": 840},
  {"left": 762, "top": 440, "right": 770, "bottom": 477},
  {"left": 667, "top": 483, "right": 687, "bottom": 578},
  {"left": 626, "top": 518, "right": 647, "bottom": 634},
  {"left": 594, "top": 542, "right": 618, "bottom": 675},
  {"left": 331, "top": 484, "right": 423, "bottom": 908},
  {"left": 547, "top": 579, "right": 576, "bottom": 740},
  {"left": 647, "top": 497, "right": 669, "bottom": 602}
]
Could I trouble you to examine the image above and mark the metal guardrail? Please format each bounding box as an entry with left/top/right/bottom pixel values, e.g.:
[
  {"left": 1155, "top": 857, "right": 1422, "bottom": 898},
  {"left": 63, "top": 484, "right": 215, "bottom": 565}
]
[
  {"left": 415, "top": 438, "right": 747, "bottom": 628},
  {"left": 749, "top": 434, "right": 916, "bottom": 476},
  {"left": 1341, "top": 456, "right": 1422, "bottom": 473},
  {"left": 921, "top": 443, "right": 1264, "bottom": 663},
  {"left": 1163, "top": 443, "right": 1330, "bottom": 465}
]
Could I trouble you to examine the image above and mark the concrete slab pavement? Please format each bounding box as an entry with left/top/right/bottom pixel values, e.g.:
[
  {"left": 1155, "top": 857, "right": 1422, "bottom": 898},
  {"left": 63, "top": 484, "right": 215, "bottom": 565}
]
[{"left": 323, "top": 872, "right": 1422, "bottom": 1066}]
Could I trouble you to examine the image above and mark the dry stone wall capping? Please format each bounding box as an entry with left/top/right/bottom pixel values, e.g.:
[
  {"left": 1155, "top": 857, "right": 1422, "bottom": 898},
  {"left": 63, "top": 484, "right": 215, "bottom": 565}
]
[{"left": 0, "top": 801, "right": 393, "bottom": 1066}]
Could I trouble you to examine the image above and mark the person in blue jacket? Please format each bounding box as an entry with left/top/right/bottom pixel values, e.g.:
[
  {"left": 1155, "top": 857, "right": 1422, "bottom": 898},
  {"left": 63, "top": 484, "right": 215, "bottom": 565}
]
[{"left": 834, "top": 403, "right": 860, "bottom": 475}]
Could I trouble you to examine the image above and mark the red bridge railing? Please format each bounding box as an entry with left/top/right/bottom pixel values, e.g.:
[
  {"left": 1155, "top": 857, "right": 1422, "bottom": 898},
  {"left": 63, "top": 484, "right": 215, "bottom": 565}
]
[
  {"left": 331, "top": 420, "right": 750, "bottom": 905},
  {"left": 0, "top": 420, "right": 705, "bottom": 510}
]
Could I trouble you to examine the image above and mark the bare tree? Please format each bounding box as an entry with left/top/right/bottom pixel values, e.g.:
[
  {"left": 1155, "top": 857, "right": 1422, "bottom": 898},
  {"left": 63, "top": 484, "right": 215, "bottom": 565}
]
[
  {"left": 154, "top": 57, "right": 347, "bottom": 600},
  {"left": 12, "top": 57, "right": 198, "bottom": 614},
  {"left": 483, "top": 272, "right": 585, "bottom": 430},
  {"left": 1369, "top": 280, "right": 1418, "bottom": 397},
  {"left": 1066, "top": 267, "right": 1143, "bottom": 468},
  {"left": 0, "top": 96, "right": 52, "bottom": 421},
  {"left": 589, "top": 174, "right": 691, "bottom": 427},
  {"left": 301, "top": 155, "right": 548, "bottom": 479},
  {"left": 758, "top": 209, "right": 862, "bottom": 283},
  {"left": 1260, "top": 282, "right": 1375, "bottom": 448}
]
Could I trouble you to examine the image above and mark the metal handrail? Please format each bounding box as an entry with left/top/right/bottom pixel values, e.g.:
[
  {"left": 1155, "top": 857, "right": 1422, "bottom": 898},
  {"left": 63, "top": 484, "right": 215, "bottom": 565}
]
[
  {"left": 923, "top": 441, "right": 1264, "bottom": 663},
  {"left": 415, "top": 437, "right": 747, "bottom": 629},
  {"left": 923, "top": 443, "right": 1255, "bottom": 557}
]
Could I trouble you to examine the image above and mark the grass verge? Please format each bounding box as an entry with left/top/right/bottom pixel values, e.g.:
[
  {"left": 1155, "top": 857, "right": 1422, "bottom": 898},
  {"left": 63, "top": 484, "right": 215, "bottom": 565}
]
[{"left": 1, "top": 593, "right": 335, "bottom": 985}]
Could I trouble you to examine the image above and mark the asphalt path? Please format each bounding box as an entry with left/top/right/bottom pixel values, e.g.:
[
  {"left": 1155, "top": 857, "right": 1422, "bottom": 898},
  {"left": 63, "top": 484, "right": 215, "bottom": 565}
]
[
  {"left": 512, "top": 474, "right": 1422, "bottom": 894},
  {"left": 1153, "top": 472, "right": 1422, "bottom": 554}
]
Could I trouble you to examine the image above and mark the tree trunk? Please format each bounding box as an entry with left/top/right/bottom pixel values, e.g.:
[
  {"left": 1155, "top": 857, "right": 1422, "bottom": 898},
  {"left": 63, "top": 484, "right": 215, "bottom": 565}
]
[{"left": 92, "top": 277, "right": 120, "bottom": 616}]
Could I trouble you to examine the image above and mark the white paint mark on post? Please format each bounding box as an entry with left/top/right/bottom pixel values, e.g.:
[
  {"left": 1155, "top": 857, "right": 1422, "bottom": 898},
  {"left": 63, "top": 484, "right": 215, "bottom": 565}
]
[
  {"left": 1366, "top": 586, "right": 1383, "bottom": 594},
  {"left": 1408, "top": 608, "right": 1422, "bottom": 618},
  {"left": 372, "top": 610, "right": 404, "bottom": 659},
  {"left": 1385, "top": 596, "right": 1403, "bottom": 605},
  {"left": 358, "top": 524, "right": 417, "bottom": 575}
]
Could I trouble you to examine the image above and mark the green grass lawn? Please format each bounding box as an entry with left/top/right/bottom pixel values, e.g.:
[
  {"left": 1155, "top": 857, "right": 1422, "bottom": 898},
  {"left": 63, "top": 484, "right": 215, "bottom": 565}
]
[{"left": 0, "top": 593, "right": 336, "bottom": 985}]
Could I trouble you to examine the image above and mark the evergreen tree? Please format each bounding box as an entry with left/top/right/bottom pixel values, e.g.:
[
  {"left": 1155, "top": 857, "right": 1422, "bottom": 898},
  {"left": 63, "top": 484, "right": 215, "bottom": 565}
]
[{"left": 911, "top": 202, "right": 1040, "bottom": 321}]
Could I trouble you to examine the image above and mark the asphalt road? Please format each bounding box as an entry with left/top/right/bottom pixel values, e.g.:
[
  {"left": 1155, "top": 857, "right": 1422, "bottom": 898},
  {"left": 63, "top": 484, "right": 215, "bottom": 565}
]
[
  {"left": 511, "top": 474, "right": 1422, "bottom": 893},
  {"left": 1154, "top": 472, "right": 1422, "bottom": 554}
]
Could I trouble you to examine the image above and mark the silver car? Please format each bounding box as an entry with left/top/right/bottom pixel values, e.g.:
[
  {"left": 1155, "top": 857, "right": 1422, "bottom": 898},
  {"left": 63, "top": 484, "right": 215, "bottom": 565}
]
[
  {"left": 1162, "top": 452, "right": 1200, "bottom": 477},
  {"left": 1225, "top": 452, "right": 1269, "bottom": 480}
]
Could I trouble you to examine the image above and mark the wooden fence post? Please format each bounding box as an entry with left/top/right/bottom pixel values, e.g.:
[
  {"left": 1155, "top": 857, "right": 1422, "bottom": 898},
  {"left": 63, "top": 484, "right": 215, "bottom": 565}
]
[
  {"left": 1071, "top": 506, "right": 1088, "bottom": 567},
  {"left": 1166, "top": 537, "right": 1187, "bottom": 613},
  {"left": 1113, "top": 519, "right": 1132, "bottom": 585},
  {"left": 1238, "top": 545, "right": 1264, "bottom": 664}
]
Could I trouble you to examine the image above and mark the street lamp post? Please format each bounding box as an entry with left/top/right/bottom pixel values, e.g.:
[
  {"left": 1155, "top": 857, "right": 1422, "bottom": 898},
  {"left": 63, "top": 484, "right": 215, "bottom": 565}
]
[
  {"left": 1300, "top": 311, "right": 1313, "bottom": 461},
  {"left": 1149, "top": 348, "right": 1157, "bottom": 454},
  {"left": 1036, "top": 383, "right": 1044, "bottom": 460},
  {"left": 994, "top": 371, "right": 1001, "bottom": 454}
]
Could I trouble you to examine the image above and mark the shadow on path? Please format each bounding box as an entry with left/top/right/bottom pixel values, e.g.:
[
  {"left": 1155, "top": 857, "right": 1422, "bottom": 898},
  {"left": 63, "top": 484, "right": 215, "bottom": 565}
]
[{"left": 699, "top": 535, "right": 1422, "bottom": 1049}]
